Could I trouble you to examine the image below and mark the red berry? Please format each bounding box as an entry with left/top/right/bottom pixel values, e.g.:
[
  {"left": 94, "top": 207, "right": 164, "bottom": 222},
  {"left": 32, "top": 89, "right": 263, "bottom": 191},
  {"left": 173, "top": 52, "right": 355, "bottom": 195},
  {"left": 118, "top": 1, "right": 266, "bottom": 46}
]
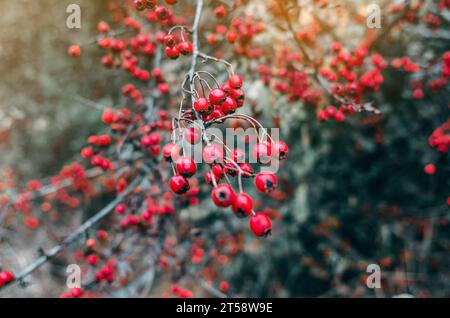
[
  {"left": 102, "top": 108, "right": 115, "bottom": 124},
  {"left": 205, "top": 171, "right": 220, "bottom": 185},
  {"left": 164, "top": 34, "right": 176, "bottom": 47},
  {"left": 87, "top": 255, "right": 98, "bottom": 265},
  {"left": 162, "top": 143, "right": 180, "bottom": 162},
  {"left": 232, "top": 193, "right": 253, "bottom": 218},
  {"left": 203, "top": 144, "right": 224, "bottom": 164},
  {"left": 155, "top": 5, "right": 168, "bottom": 20},
  {"left": 144, "top": 0, "right": 157, "bottom": 9},
  {"left": 255, "top": 172, "right": 278, "bottom": 193},
  {"left": 249, "top": 213, "right": 272, "bottom": 237},
  {"left": 252, "top": 142, "right": 272, "bottom": 163},
  {"left": 228, "top": 74, "right": 243, "bottom": 89},
  {"left": 424, "top": 164, "right": 436, "bottom": 175},
  {"left": 209, "top": 88, "right": 227, "bottom": 105},
  {"left": 178, "top": 41, "right": 193, "bottom": 55},
  {"left": 220, "top": 97, "right": 237, "bottom": 114},
  {"left": 68, "top": 45, "right": 81, "bottom": 57},
  {"left": 219, "top": 281, "right": 229, "bottom": 293},
  {"left": 184, "top": 127, "right": 202, "bottom": 144},
  {"left": 226, "top": 31, "right": 238, "bottom": 43},
  {"left": 239, "top": 163, "right": 254, "bottom": 177},
  {"left": 230, "top": 88, "right": 245, "bottom": 107},
  {"left": 165, "top": 45, "right": 180, "bottom": 59},
  {"left": 81, "top": 147, "right": 93, "bottom": 158},
  {"left": 214, "top": 5, "right": 227, "bottom": 19},
  {"left": 134, "top": 0, "right": 145, "bottom": 11},
  {"left": 211, "top": 184, "right": 235, "bottom": 207},
  {"left": 272, "top": 141, "right": 289, "bottom": 160},
  {"left": 194, "top": 97, "right": 212, "bottom": 115},
  {"left": 176, "top": 157, "right": 197, "bottom": 178},
  {"left": 170, "top": 175, "right": 190, "bottom": 195}
]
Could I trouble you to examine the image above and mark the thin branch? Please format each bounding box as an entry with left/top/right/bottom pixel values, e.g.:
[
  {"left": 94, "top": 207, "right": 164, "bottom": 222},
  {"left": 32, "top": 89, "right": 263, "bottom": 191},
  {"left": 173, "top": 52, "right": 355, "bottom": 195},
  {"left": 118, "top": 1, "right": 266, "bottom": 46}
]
[{"left": 0, "top": 176, "right": 144, "bottom": 291}]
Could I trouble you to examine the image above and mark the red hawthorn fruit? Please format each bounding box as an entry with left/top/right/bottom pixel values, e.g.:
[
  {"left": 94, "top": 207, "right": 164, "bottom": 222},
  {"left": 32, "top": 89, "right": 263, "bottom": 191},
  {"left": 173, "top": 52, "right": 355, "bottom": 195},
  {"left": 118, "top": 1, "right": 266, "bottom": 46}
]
[
  {"left": 134, "top": 0, "right": 145, "bottom": 11},
  {"left": 230, "top": 148, "right": 245, "bottom": 163},
  {"left": 165, "top": 45, "right": 180, "bottom": 59},
  {"left": 87, "top": 255, "right": 99, "bottom": 266},
  {"left": 232, "top": 193, "right": 253, "bottom": 218},
  {"left": 252, "top": 141, "right": 272, "bottom": 163},
  {"left": 176, "top": 157, "right": 197, "bottom": 178},
  {"left": 239, "top": 163, "right": 254, "bottom": 177},
  {"left": 220, "top": 97, "right": 237, "bottom": 114},
  {"left": 115, "top": 203, "right": 127, "bottom": 214},
  {"left": 81, "top": 147, "right": 93, "bottom": 158},
  {"left": 0, "top": 271, "right": 15, "bottom": 285},
  {"left": 164, "top": 34, "right": 176, "bottom": 47},
  {"left": 226, "top": 31, "right": 238, "bottom": 43},
  {"left": 209, "top": 88, "right": 227, "bottom": 105},
  {"left": 228, "top": 74, "right": 243, "bottom": 89},
  {"left": 97, "top": 21, "right": 110, "bottom": 33},
  {"left": 230, "top": 88, "right": 245, "bottom": 107},
  {"left": 424, "top": 164, "right": 436, "bottom": 175},
  {"left": 249, "top": 212, "right": 272, "bottom": 237},
  {"left": 102, "top": 108, "right": 114, "bottom": 124},
  {"left": 144, "top": 0, "right": 157, "bottom": 9},
  {"left": 155, "top": 5, "right": 168, "bottom": 20},
  {"left": 219, "top": 281, "right": 229, "bottom": 293},
  {"left": 203, "top": 144, "right": 224, "bottom": 164},
  {"left": 162, "top": 142, "right": 180, "bottom": 162},
  {"left": 178, "top": 41, "right": 193, "bottom": 55},
  {"left": 170, "top": 175, "right": 190, "bottom": 195},
  {"left": 272, "top": 141, "right": 289, "bottom": 160},
  {"left": 211, "top": 184, "right": 235, "bottom": 207},
  {"left": 194, "top": 97, "right": 212, "bottom": 114},
  {"left": 205, "top": 170, "right": 220, "bottom": 185},
  {"left": 68, "top": 45, "right": 81, "bottom": 57},
  {"left": 254, "top": 172, "right": 278, "bottom": 193},
  {"left": 214, "top": 5, "right": 227, "bottom": 19},
  {"left": 184, "top": 127, "right": 202, "bottom": 144},
  {"left": 165, "top": 0, "right": 177, "bottom": 4}
]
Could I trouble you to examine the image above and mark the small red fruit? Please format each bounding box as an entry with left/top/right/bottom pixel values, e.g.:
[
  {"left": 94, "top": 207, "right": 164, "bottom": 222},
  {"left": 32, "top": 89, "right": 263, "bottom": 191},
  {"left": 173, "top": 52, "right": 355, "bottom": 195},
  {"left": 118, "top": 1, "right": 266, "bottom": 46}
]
[
  {"left": 249, "top": 213, "right": 272, "bottom": 237},
  {"left": 209, "top": 88, "right": 227, "bottom": 105},
  {"left": 68, "top": 45, "right": 81, "bottom": 57},
  {"left": 170, "top": 175, "right": 190, "bottom": 195},
  {"left": 176, "top": 157, "right": 197, "bottom": 178},
  {"left": 272, "top": 141, "right": 289, "bottom": 160},
  {"left": 232, "top": 193, "right": 253, "bottom": 218},
  {"left": 424, "top": 164, "right": 436, "bottom": 175},
  {"left": 178, "top": 41, "right": 193, "bottom": 55},
  {"left": 194, "top": 97, "right": 212, "bottom": 115},
  {"left": 228, "top": 74, "right": 243, "bottom": 89},
  {"left": 203, "top": 144, "right": 224, "bottom": 164},
  {"left": 220, "top": 97, "right": 237, "bottom": 114},
  {"left": 254, "top": 172, "right": 278, "bottom": 193},
  {"left": 165, "top": 45, "right": 180, "bottom": 59},
  {"left": 211, "top": 184, "right": 235, "bottom": 207}
]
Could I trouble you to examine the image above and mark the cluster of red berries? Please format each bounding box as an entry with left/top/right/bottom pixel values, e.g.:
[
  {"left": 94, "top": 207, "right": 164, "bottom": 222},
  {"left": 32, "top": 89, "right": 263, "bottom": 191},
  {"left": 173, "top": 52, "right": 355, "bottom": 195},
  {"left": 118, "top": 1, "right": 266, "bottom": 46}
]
[
  {"left": 317, "top": 104, "right": 355, "bottom": 122},
  {"left": 170, "top": 284, "right": 194, "bottom": 298},
  {"left": 163, "top": 33, "right": 193, "bottom": 59},
  {"left": 429, "top": 119, "right": 450, "bottom": 153},
  {"left": 0, "top": 271, "right": 14, "bottom": 287},
  {"left": 207, "top": 15, "right": 264, "bottom": 59},
  {"left": 95, "top": 261, "right": 116, "bottom": 282},
  {"left": 257, "top": 49, "right": 322, "bottom": 104},
  {"left": 166, "top": 73, "right": 289, "bottom": 237}
]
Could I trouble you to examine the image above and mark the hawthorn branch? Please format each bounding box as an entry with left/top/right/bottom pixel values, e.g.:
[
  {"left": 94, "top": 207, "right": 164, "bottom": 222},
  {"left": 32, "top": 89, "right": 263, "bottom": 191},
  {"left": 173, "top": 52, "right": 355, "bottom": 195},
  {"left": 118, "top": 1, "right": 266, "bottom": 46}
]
[{"left": 0, "top": 176, "right": 143, "bottom": 291}]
